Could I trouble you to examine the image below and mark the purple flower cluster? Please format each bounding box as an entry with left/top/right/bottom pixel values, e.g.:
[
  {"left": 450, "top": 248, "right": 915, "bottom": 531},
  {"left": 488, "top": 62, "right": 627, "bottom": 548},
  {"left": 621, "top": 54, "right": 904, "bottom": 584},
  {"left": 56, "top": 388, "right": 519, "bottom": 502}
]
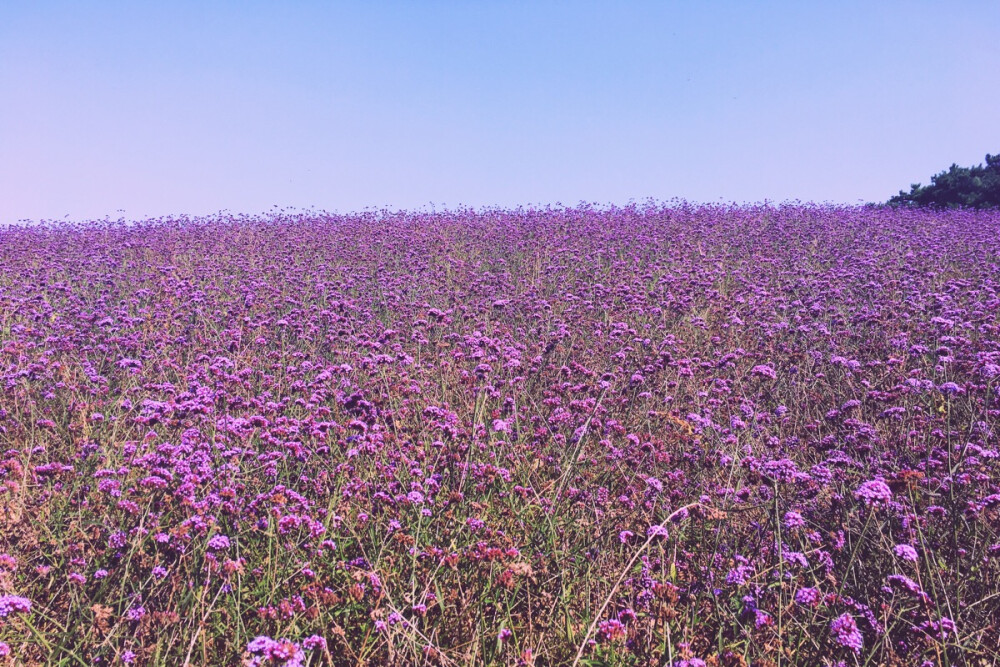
[
  {"left": 894, "top": 544, "right": 918, "bottom": 562},
  {"left": 246, "top": 636, "right": 309, "bottom": 666},
  {"left": 854, "top": 479, "right": 893, "bottom": 506},
  {"left": 830, "top": 613, "right": 864, "bottom": 653},
  {"left": 0, "top": 595, "right": 31, "bottom": 618}
]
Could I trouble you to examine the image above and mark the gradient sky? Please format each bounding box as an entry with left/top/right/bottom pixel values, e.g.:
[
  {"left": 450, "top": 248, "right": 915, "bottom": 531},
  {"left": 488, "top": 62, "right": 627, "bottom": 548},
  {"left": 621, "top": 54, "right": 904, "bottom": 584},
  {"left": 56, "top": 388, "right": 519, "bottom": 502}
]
[{"left": 2, "top": 1, "right": 999, "bottom": 222}]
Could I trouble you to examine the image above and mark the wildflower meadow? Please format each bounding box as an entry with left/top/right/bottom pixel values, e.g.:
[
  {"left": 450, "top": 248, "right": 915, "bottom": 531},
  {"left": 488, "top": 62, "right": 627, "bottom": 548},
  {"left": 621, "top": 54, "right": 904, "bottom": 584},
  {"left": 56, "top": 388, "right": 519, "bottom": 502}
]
[{"left": 1, "top": 204, "right": 998, "bottom": 665}]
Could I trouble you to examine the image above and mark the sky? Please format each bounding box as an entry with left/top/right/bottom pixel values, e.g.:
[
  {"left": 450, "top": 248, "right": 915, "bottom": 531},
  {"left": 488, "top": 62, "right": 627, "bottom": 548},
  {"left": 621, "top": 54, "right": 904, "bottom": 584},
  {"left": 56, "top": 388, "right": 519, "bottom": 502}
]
[{"left": 1, "top": 1, "right": 999, "bottom": 223}]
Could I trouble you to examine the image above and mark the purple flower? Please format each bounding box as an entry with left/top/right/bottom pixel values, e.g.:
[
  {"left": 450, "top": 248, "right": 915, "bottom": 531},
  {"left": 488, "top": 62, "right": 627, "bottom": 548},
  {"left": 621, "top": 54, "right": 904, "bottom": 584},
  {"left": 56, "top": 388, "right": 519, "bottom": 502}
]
[
  {"left": 646, "top": 524, "right": 669, "bottom": 539},
  {"left": 247, "top": 635, "right": 275, "bottom": 652},
  {"left": 207, "top": 535, "right": 231, "bottom": 551},
  {"left": 894, "top": 544, "right": 918, "bottom": 562},
  {"left": 830, "top": 613, "right": 863, "bottom": 653},
  {"left": 886, "top": 574, "right": 929, "bottom": 602},
  {"left": 783, "top": 511, "right": 806, "bottom": 529},
  {"left": 726, "top": 564, "right": 753, "bottom": 586},
  {"left": 0, "top": 595, "right": 32, "bottom": 618},
  {"left": 917, "top": 616, "right": 957, "bottom": 640},
  {"left": 246, "top": 636, "right": 305, "bottom": 667},
  {"left": 492, "top": 418, "right": 511, "bottom": 433},
  {"left": 597, "top": 618, "right": 627, "bottom": 642},
  {"left": 854, "top": 479, "right": 892, "bottom": 506},
  {"left": 794, "top": 587, "right": 821, "bottom": 606}
]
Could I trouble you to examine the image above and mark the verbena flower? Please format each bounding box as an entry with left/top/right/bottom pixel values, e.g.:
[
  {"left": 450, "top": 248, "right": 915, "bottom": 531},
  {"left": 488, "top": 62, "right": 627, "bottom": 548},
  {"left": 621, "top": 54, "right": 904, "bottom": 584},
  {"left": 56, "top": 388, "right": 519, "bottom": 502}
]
[
  {"left": 795, "top": 587, "right": 821, "bottom": 606},
  {"left": 830, "top": 613, "right": 863, "bottom": 653},
  {"left": 207, "top": 535, "right": 231, "bottom": 551},
  {"left": 0, "top": 595, "right": 31, "bottom": 618},
  {"left": 854, "top": 480, "right": 892, "bottom": 505}
]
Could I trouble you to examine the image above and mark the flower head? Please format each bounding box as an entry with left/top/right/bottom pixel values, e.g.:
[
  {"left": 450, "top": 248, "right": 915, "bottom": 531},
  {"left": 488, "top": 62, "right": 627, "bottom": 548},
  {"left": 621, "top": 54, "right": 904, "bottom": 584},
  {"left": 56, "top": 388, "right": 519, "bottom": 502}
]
[
  {"left": 207, "top": 535, "right": 231, "bottom": 551},
  {"left": 794, "top": 587, "right": 821, "bottom": 607},
  {"left": 830, "top": 613, "right": 863, "bottom": 653},
  {"left": 854, "top": 479, "right": 892, "bottom": 506},
  {"left": 0, "top": 595, "right": 31, "bottom": 618},
  {"left": 894, "top": 544, "right": 918, "bottom": 562}
]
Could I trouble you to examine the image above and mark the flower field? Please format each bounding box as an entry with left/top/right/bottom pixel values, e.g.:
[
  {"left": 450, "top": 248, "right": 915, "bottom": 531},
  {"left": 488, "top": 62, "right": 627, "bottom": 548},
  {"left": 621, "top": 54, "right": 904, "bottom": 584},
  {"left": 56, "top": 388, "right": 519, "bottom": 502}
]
[{"left": 1, "top": 204, "right": 999, "bottom": 665}]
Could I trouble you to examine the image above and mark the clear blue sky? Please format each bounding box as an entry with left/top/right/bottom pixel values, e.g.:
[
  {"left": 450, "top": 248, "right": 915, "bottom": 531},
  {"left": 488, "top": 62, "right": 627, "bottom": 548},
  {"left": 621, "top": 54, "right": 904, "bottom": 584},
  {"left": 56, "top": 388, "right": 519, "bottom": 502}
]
[{"left": 2, "top": 1, "right": 998, "bottom": 222}]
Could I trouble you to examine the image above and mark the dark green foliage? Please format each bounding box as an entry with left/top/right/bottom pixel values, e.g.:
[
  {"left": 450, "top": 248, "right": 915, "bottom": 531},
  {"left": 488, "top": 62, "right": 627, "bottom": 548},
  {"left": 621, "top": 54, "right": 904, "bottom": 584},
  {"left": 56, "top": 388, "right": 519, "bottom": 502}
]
[{"left": 888, "top": 153, "right": 1000, "bottom": 209}]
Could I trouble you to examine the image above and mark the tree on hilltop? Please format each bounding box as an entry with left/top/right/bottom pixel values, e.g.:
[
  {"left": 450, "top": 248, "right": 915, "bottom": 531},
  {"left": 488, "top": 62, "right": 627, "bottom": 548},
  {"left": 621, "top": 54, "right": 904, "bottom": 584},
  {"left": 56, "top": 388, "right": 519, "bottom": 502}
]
[{"left": 888, "top": 153, "right": 1000, "bottom": 209}]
